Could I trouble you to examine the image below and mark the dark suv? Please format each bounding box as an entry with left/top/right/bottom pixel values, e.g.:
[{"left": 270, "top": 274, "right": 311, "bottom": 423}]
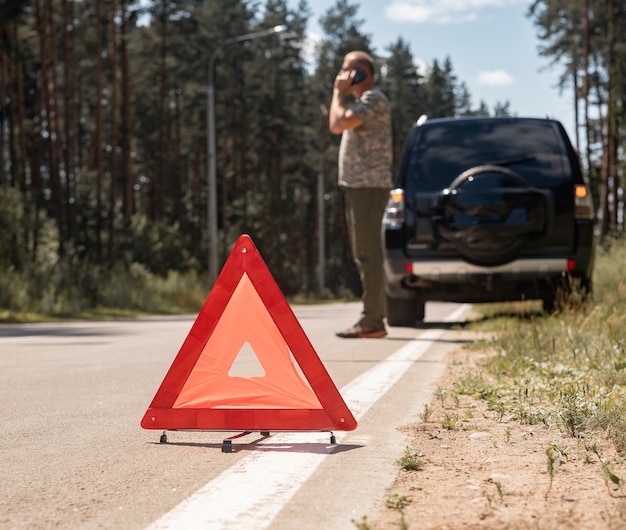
[{"left": 382, "top": 116, "right": 596, "bottom": 326}]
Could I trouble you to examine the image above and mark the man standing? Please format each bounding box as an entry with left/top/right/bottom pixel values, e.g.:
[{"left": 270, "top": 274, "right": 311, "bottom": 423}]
[{"left": 329, "top": 50, "right": 393, "bottom": 338}]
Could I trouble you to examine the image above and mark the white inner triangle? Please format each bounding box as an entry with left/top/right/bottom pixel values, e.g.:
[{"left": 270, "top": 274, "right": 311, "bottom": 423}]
[{"left": 227, "top": 342, "right": 266, "bottom": 378}]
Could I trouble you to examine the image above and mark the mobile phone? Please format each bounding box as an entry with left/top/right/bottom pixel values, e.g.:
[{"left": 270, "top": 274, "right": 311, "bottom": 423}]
[{"left": 351, "top": 67, "right": 367, "bottom": 85}]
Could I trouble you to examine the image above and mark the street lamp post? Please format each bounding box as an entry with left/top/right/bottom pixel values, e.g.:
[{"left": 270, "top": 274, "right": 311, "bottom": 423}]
[
  {"left": 317, "top": 154, "right": 325, "bottom": 296},
  {"left": 317, "top": 145, "right": 336, "bottom": 296},
  {"left": 207, "top": 24, "right": 287, "bottom": 283}
]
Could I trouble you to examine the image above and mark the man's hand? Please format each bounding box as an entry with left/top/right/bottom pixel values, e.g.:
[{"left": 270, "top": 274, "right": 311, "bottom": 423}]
[
  {"left": 329, "top": 70, "right": 363, "bottom": 134},
  {"left": 333, "top": 69, "right": 353, "bottom": 95}
]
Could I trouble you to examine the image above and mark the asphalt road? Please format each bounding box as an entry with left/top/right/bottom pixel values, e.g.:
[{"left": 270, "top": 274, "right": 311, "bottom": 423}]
[{"left": 0, "top": 301, "right": 470, "bottom": 530}]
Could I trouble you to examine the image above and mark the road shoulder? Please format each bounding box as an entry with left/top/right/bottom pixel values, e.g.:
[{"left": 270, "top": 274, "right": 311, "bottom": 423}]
[{"left": 370, "top": 331, "right": 626, "bottom": 530}]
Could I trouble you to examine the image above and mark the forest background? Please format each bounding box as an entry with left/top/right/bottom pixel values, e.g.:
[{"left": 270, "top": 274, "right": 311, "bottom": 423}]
[{"left": 0, "top": 0, "right": 624, "bottom": 316}]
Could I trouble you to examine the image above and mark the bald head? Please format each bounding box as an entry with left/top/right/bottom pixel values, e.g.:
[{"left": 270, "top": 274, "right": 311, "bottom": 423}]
[{"left": 343, "top": 51, "right": 375, "bottom": 78}]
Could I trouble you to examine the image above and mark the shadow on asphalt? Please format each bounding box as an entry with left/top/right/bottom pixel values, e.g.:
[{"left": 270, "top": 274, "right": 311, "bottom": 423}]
[
  {"left": 148, "top": 437, "right": 363, "bottom": 455},
  {"left": 0, "top": 326, "right": 113, "bottom": 337}
]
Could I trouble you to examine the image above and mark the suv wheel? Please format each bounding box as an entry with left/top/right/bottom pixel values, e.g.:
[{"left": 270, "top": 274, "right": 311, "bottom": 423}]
[
  {"left": 545, "top": 274, "right": 593, "bottom": 314},
  {"left": 386, "top": 295, "right": 425, "bottom": 327}
]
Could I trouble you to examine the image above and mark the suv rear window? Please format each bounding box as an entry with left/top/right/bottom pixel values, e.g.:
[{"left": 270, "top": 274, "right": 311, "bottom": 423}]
[{"left": 403, "top": 119, "right": 572, "bottom": 193}]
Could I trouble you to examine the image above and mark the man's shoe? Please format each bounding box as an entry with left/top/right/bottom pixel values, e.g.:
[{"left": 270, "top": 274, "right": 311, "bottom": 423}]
[{"left": 336, "top": 323, "right": 387, "bottom": 339}]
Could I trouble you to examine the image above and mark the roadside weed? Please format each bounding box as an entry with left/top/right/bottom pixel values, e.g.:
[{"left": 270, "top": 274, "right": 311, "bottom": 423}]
[
  {"left": 495, "top": 480, "right": 504, "bottom": 501},
  {"left": 351, "top": 515, "right": 372, "bottom": 530},
  {"left": 433, "top": 387, "right": 446, "bottom": 407},
  {"left": 385, "top": 494, "right": 411, "bottom": 530},
  {"left": 558, "top": 384, "right": 594, "bottom": 437},
  {"left": 396, "top": 447, "right": 424, "bottom": 471},
  {"left": 418, "top": 402, "right": 434, "bottom": 422},
  {"left": 483, "top": 480, "right": 505, "bottom": 509},
  {"left": 592, "top": 445, "right": 624, "bottom": 495},
  {"left": 545, "top": 443, "right": 567, "bottom": 499},
  {"left": 440, "top": 412, "right": 459, "bottom": 430}
]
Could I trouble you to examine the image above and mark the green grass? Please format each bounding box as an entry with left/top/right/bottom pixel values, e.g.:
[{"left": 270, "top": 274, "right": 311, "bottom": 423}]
[
  {"left": 0, "top": 265, "right": 358, "bottom": 324},
  {"left": 0, "top": 264, "right": 210, "bottom": 323},
  {"left": 458, "top": 237, "right": 626, "bottom": 453}
]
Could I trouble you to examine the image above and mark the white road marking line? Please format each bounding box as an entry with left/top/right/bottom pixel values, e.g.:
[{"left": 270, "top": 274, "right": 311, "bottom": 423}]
[{"left": 146, "top": 304, "right": 470, "bottom": 529}]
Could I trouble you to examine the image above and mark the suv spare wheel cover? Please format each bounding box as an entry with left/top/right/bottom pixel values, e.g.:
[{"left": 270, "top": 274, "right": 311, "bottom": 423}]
[{"left": 437, "top": 165, "right": 547, "bottom": 266}]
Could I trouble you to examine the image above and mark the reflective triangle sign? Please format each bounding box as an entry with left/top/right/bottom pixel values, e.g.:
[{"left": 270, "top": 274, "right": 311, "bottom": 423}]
[{"left": 141, "top": 234, "right": 357, "bottom": 432}]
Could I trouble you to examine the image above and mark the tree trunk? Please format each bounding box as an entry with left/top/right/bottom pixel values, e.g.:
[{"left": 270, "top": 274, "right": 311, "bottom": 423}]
[
  {"left": 120, "top": 0, "right": 134, "bottom": 219},
  {"left": 582, "top": 0, "right": 592, "bottom": 180},
  {"left": 108, "top": 0, "right": 118, "bottom": 259},
  {"left": 94, "top": 0, "right": 104, "bottom": 256},
  {"left": 15, "top": 29, "right": 29, "bottom": 196},
  {"left": 0, "top": 26, "right": 12, "bottom": 188},
  {"left": 151, "top": 0, "right": 169, "bottom": 222},
  {"left": 606, "top": 0, "right": 617, "bottom": 234},
  {"left": 40, "top": 0, "right": 65, "bottom": 251},
  {"left": 62, "top": 0, "right": 78, "bottom": 241},
  {"left": 173, "top": 88, "right": 184, "bottom": 226}
]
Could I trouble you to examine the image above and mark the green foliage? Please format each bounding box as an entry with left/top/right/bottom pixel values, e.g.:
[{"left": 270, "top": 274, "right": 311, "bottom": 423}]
[
  {"left": 381, "top": 38, "right": 427, "bottom": 164},
  {"left": 0, "top": 0, "right": 516, "bottom": 315},
  {"left": 0, "top": 230, "right": 207, "bottom": 318},
  {"left": 528, "top": 0, "right": 626, "bottom": 240},
  {"left": 423, "top": 57, "right": 457, "bottom": 118},
  {"left": 1, "top": 258, "right": 206, "bottom": 317},
  {"left": 2, "top": 0, "right": 624, "bottom": 315},
  {"left": 126, "top": 216, "right": 200, "bottom": 277}
]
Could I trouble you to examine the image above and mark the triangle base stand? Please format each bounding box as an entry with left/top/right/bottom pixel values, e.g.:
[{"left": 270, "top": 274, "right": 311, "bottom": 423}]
[{"left": 157, "top": 430, "right": 338, "bottom": 453}]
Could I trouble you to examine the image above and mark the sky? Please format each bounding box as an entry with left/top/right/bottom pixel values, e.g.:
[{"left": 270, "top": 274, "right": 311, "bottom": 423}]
[{"left": 285, "top": 0, "right": 577, "bottom": 141}]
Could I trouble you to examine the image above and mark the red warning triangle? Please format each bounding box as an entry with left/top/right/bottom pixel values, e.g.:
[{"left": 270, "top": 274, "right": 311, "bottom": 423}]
[{"left": 141, "top": 234, "right": 357, "bottom": 432}]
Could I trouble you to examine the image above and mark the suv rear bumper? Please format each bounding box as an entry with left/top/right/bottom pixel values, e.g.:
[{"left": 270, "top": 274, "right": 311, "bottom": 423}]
[
  {"left": 383, "top": 249, "right": 591, "bottom": 303},
  {"left": 406, "top": 258, "right": 567, "bottom": 279}
]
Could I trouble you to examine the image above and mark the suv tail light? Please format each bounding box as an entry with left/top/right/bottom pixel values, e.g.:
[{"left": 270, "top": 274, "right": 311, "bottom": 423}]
[
  {"left": 574, "top": 185, "right": 595, "bottom": 220},
  {"left": 383, "top": 188, "right": 405, "bottom": 229}
]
